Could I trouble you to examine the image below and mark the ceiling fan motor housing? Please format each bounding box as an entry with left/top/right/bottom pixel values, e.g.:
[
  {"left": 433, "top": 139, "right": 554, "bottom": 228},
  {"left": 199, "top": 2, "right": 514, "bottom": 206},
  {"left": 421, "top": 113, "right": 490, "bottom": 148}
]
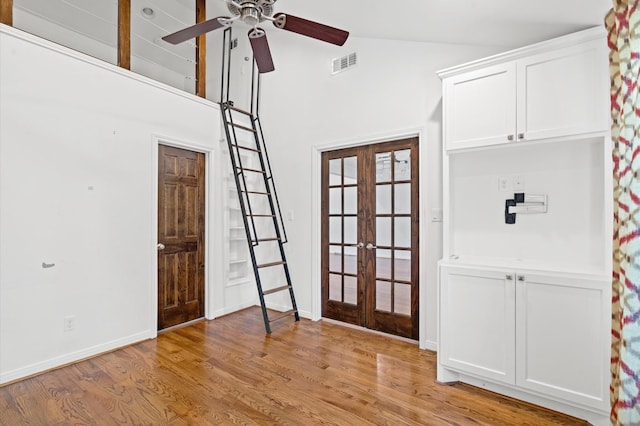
[{"left": 228, "top": 0, "right": 275, "bottom": 26}]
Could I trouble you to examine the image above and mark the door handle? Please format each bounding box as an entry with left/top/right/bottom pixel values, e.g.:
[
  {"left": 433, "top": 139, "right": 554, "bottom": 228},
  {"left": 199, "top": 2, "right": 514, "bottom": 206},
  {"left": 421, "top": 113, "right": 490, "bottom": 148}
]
[
  {"left": 357, "top": 242, "right": 365, "bottom": 249},
  {"left": 157, "top": 243, "right": 166, "bottom": 251},
  {"left": 365, "top": 243, "right": 377, "bottom": 250}
]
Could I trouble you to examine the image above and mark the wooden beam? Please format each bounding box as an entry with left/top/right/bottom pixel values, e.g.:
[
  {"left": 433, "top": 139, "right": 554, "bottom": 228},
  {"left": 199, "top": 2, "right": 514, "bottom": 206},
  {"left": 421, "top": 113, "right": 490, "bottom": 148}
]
[
  {"left": 118, "top": 0, "right": 131, "bottom": 70},
  {"left": 195, "top": 0, "right": 206, "bottom": 98},
  {"left": 0, "top": 0, "right": 13, "bottom": 26}
]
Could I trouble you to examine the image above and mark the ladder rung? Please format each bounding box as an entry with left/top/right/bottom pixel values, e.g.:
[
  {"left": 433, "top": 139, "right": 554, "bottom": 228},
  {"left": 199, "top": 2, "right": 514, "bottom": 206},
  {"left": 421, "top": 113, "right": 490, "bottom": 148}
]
[
  {"left": 263, "top": 285, "right": 292, "bottom": 296},
  {"left": 257, "top": 238, "right": 281, "bottom": 242},
  {"left": 269, "top": 309, "right": 297, "bottom": 323},
  {"left": 237, "top": 167, "right": 266, "bottom": 174},
  {"left": 258, "top": 261, "right": 286, "bottom": 268},
  {"left": 225, "top": 104, "right": 252, "bottom": 116},
  {"left": 247, "top": 214, "right": 276, "bottom": 218},
  {"left": 243, "top": 190, "right": 270, "bottom": 195},
  {"left": 231, "top": 144, "right": 260, "bottom": 153},
  {"left": 230, "top": 122, "right": 256, "bottom": 133}
]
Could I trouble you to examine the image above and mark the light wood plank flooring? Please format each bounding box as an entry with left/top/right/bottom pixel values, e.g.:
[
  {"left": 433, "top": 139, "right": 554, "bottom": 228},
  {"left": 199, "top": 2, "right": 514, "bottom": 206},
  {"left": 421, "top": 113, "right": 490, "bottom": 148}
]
[{"left": 0, "top": 307, "right": 588, "bottom": 425}]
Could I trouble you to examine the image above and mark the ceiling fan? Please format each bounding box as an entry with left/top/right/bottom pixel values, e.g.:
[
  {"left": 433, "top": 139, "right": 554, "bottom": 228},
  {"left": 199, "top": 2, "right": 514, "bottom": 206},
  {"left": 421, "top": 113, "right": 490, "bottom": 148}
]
[{"left": 162, "top": 0, "right": 349, "bottom": 74}]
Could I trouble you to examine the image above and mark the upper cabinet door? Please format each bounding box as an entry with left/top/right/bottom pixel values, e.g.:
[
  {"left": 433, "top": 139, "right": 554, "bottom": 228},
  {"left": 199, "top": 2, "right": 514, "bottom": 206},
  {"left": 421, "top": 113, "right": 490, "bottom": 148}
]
[
  {"left": 443, "top": 62, "right": 517, "bottom": 150},
  {"left": 516, "top": 41, "right": 609, "bottom": 142}
]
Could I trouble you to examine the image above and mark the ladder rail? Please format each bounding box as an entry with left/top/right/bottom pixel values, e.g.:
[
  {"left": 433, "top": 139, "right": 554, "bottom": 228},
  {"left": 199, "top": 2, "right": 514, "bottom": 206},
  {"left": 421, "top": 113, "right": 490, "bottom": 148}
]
[
  {"left": 222, "top": 107, "right": 259, "bottom": 245},
  {"left": 251, "top": 115, "right": 300, "bottom": 323},
  {"left": 254, "top": 116, "right": 289, "bottom": 244}
]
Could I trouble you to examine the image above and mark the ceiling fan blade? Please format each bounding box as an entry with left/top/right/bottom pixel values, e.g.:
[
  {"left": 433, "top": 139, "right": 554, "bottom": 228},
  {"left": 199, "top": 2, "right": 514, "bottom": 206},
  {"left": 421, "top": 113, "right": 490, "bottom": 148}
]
[
  {"left": 273, "top": 13, "right": 349, "bottom": 46},
  {"left": 162, "top": 16, "right": 230, "bottom": 45},
  {"left": 248, "top": 28, "right": 275, "bottom": 73}
]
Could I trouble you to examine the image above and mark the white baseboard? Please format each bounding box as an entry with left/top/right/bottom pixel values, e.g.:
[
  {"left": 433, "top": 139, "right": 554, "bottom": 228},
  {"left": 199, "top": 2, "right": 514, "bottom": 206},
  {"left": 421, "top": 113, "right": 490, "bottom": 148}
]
[
  {"left": 0, "top": 330, "right": 153, "bottom": 385},
  {"left": 421, "top": 339, "right": 437, "bottom": 351},
  {"left": 211, "top": 300, "right": 258, "bottom": 319}
]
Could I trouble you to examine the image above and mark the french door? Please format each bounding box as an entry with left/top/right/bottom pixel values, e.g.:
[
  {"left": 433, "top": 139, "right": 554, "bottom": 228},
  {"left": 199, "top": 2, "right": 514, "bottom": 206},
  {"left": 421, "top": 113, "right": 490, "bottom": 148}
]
[{"left": 321, "top": 138, "right": 419, "bottom": 339}]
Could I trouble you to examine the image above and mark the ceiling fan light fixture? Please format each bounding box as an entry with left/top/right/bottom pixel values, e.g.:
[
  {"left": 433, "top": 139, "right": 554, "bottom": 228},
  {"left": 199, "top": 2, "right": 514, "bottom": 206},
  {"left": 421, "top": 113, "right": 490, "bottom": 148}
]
[{"left": 241, "top": 6, "right": 261, "bottom": 27}]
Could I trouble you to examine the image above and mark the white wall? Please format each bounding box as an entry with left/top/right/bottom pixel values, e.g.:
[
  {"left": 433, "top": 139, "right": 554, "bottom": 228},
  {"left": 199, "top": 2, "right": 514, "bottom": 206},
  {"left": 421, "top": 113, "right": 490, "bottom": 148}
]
[
  {"left": 0, "top": 26, "right": 224, "bottom": 383},
  {"left": 251, "top": 33, "right": 503, "bottom": 348}
]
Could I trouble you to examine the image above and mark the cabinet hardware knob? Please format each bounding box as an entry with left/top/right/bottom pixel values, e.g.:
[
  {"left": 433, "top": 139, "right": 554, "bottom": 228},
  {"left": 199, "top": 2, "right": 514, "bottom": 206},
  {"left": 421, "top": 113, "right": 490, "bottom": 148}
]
[
  {"left": 506, "top": 274, "right": 513, "bottom": 280},
  {"left": 518, "top": 133, "right": 525, "bottom": 139},
  {"left": 517, "top": 275, "right": 525, "bottom": 281},
  {"left": 507, "top": 135, "right": 514, "bottom": 141},
  {"left": 157, "top": 243, "right": 166, "bottom": 250},
  {"left": 357, "top": 242, "right": 365, "bottom": 249}
]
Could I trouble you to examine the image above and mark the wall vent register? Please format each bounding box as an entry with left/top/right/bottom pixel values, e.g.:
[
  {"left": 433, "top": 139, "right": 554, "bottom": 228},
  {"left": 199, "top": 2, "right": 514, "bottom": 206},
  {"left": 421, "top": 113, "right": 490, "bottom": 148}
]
[{"left": 332, "top": 52, "right": 357, "bottom": 74}]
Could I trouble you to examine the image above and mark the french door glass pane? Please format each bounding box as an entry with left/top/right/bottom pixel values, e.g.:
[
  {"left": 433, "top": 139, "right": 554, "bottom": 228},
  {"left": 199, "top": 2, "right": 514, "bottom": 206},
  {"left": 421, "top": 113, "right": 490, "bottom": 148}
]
[
  {"left": 344, "top": 246, "right": 358, "bottom": 275},
  {"left": 376, "top": 153, "right": 392, "bottom": 183},
  {"left": 343, "top": 157, "right": 358, "bottom": 185},
  {"left": 344, "top": 276, "right": 357, "bottom": 305},
  {"left": 329, "top": 159, "right": 342, "bottom": 185},
  {"left": 376, "top": 281, "right": 392, "bottom": 312},
  {"left": 329, "top": 188, "right": 342, "bottom": 214},
  {"left": 394, "top": 150, "right": 411, "bottom": 181},
  {"left": 344, "top": 187, "right": 358, "bottom": 214},
  {"left": 394, "top": 183, "right": 411, "bottom": 214},
  {"left": 376, "top": 217, "right": 392, "bottom": 246},
  {"left": 394, "top": 217, "right": 411, "bottom": 248},
  {"left": 394, "top": 283, "right": 411, "bottom": 315},
  {"left": 394, "top": 250, "right": 411, "bottom": 282},
  {"left": 376, "top": 249, "right": 392, "bottom": 280},
  {"left": 376, "top": 184, "right": 392, "bottom": 214},
  {"left": 329, "top": 274, "right": 342, "bottom": 301},
  {"left": 344, "top": 217, "right": 357, "bottom": 244},
  {"left": 329, "top": 246, "right": 342, "bottom": 272},
  {"left": 329, "top": 217, "right": 342, "bottom": 244}
]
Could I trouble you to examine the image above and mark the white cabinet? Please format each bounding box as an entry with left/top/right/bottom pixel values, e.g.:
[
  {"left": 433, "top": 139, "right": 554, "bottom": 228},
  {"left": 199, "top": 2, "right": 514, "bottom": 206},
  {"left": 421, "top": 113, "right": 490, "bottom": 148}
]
[
  {"left": 441, "top": 31, "right": 608, "bottom": 151},
  {"left": 439, "top": 264, "right": 610, "bottom": 413},
  {"left": 515, "top": 272, "right": 609, "bottom": 411},
  {"left": 439, "top": 266, "right": 515, "bottom": 383},
  {"left": 516, "top": 42, "right": 608, "bottom": 142},
  {"left": 443, "top": 63, "right": 516, "bottom": 150},
  {"left": 437, "top": 27, "right": 612, "bottom": 425}
]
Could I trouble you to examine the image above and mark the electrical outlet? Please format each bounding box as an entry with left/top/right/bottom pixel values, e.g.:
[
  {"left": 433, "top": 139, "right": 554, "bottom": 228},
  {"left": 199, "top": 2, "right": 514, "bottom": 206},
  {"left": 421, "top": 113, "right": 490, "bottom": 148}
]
[
  {"left": 498, "top": 176, "right": 510, "bottom": 191},
  {"left": 513, "top": 175, "right": 525, "bottom": 191},
  {"left": 64, "top": 315, "right": 76, "bottom": 332}
]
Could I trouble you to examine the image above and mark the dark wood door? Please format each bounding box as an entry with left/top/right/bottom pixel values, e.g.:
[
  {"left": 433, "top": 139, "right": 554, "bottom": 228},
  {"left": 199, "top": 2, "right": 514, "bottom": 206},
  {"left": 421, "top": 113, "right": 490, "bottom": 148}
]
[
  {"left": 321, "top": 138, "right": 419, "bottom": 339},
  {"left": 158, "top": 145, "right": 206, "bottom": 330}
]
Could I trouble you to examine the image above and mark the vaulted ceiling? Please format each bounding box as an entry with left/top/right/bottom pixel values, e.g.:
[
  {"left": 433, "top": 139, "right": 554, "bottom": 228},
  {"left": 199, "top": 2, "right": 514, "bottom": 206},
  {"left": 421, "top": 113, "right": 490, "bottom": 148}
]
[{"left": 10, "top": 0, "right": 613, "bottom": 91}]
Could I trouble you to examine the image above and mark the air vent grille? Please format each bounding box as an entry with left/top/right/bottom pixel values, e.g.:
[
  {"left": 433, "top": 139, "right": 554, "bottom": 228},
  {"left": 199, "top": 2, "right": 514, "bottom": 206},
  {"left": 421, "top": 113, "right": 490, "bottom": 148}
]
[{"left": 332, "top": 52, "right": 357, "bottom": 75}]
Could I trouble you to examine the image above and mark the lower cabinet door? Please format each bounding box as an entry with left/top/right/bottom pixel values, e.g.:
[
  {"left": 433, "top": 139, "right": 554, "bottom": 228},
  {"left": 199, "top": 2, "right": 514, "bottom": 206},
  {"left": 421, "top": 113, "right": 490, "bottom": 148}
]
[
  {"left": 515, "top": 272, "right": 609, "bottom": 411},
  {"left": 439, "top": 265, "right": 516, "bottom": 384}
]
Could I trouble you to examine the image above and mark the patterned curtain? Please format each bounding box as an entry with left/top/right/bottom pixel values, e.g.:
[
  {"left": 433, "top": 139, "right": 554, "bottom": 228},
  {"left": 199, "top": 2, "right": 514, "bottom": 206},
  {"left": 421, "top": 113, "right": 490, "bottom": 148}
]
[{"left": 607, "top": 1, "right": 640, "bottom": 424}]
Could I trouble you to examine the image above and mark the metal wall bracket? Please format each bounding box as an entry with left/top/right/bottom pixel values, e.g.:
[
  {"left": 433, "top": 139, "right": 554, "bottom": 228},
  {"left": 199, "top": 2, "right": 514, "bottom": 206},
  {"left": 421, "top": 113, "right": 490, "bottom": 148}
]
[{"left": 505, "top": 193, "right": 548, "bottom": 224}]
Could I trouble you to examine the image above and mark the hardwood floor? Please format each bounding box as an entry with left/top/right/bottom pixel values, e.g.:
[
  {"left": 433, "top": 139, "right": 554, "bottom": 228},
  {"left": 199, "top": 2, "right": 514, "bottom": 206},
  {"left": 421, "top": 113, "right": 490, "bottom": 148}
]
[{"left": 0, "top": 307, "right": 588, "bottom": 425}]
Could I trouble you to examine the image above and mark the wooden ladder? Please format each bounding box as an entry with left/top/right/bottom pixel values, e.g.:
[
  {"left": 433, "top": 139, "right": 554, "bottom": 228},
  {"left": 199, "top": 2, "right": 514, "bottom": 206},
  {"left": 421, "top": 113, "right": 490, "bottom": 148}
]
[{"left": 220, "top": 102, "right": 300, "bottom": 333}]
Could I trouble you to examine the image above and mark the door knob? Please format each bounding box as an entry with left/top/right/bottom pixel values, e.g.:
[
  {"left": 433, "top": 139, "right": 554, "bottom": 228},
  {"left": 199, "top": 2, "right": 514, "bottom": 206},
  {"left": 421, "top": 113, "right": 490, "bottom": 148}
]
[
  {"left": 157, "top": 243, "right": 166, "bottom": 250},
  {"left": 357, "top": 242, "right": 365, "bottom": 249},
  {"left": 365, "top": 243, "right": 377, "bottom": 250}
]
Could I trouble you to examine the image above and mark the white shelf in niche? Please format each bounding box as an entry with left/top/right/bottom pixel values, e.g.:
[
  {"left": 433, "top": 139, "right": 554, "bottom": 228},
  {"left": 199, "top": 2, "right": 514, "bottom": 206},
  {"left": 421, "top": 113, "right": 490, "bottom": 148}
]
[{"left": 442, "top": 255, "right": 608, "bottom": 278}]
